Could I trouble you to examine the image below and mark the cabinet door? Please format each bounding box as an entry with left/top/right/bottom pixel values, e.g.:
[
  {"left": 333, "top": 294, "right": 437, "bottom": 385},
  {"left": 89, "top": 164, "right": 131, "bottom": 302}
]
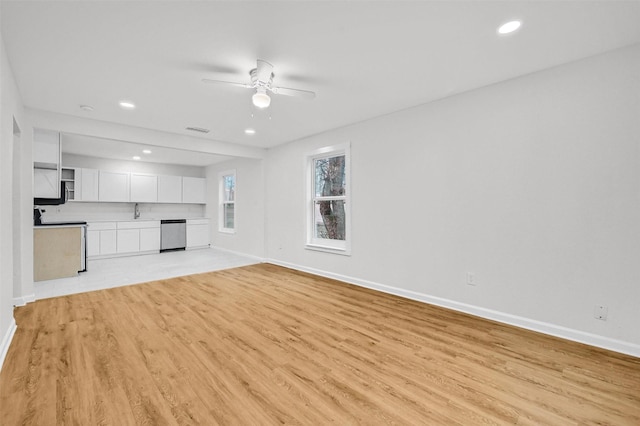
[
  {"left": 182, "top": 177, "right": 206, "bottom": 204},
  {"left": 99, "top": 171, "right": 130, "bottom": 202},
  {"left": 33, "top": 129, "right": 60, "bottom": 165},
  {"left": 187, "top": 224, "right": 210, "bottom": 248},
  {"left": 117, "top": 229, "right": 140, "bottom": 253},
  {"left": 34, "top": 168, "right": 60, "bottom": 198},
  {"left": 130, "top": 174, "right": 158, "bottom": 202},
  {"left": 139, "top": 228, "right": 161, "bottom": 252},
  {"left": 157, "top": 175, "right": 182, "bottom": 203},
  {"left": 87, "top": 230, "right": 100, "bottom": 257},
  {"left": 80, "top": 168, "right": 99, "bottom": 202},
  {"left": 100, "top": 230, "right": 117, "bottom": 255}
]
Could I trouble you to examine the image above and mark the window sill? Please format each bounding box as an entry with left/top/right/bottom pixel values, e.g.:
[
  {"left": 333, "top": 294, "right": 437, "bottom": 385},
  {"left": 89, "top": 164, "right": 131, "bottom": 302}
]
[
  {"left": 219, "top": 228, "right": 236, "bottom": 234},
  {"left": 305, "top": 243, "right": 351, "bottom": 256}
]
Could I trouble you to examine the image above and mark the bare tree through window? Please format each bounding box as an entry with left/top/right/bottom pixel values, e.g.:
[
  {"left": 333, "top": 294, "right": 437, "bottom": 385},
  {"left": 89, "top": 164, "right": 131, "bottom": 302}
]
[{"left": 314, "top": 155, "right": 346, "bottom": 240}]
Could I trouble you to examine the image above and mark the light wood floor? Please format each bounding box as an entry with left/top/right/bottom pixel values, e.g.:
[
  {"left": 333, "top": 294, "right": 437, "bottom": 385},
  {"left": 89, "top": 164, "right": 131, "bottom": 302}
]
[{"left": 1, "top": 264, "right": 639, "bottom": 425}]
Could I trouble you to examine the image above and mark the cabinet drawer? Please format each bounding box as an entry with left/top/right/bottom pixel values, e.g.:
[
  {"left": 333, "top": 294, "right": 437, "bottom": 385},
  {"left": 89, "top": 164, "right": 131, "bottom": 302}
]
[
  {"left": 187, "top": 219, "right": 209, "bottom": 226},
  {"left": 88, "top": 222, "right": 117, "bottom": 231},
  {"left": 118, "top": 221, "right": 160, "bottom": 230}
]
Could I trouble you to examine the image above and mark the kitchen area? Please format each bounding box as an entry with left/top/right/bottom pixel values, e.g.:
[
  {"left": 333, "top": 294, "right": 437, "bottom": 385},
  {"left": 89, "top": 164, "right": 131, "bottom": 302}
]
[{"left": 33, "top": 129, "right": 213, "bottom": 282}]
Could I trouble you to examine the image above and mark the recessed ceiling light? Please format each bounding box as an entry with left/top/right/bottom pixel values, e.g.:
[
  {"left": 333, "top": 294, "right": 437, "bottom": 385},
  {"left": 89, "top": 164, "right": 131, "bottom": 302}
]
[
  {"left": 498, "top": 20, "right": 521, "bottom": 35},
  {"left": 119, "top": 100, "right": 136, "bottom": 109},
  {"left": 142, "top": 149, "right": 152, "bottom": 154},
  {"left": 79, "top": 104, "right": 94, "bottom": 112},
  {"left": 132, "top": 156, "right": 141, "bottom": 160},
  {"left": 245, "top": 128, "right": 256, "bottom": 135}
]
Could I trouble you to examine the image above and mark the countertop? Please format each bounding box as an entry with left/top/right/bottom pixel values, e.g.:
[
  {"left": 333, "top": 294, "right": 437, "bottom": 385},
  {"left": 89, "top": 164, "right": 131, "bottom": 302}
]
[
  {"left": 85, "top": 218, "right": 209, "bottom": 223},
  {"left": 34, "top": 221, "right": 88, "bottom": 229}
]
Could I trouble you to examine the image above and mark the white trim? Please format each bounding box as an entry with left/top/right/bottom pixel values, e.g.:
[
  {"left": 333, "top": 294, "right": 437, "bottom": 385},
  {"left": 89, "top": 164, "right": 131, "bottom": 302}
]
[
  {"left": 266, "top": 258, "right": 640, "bottom": 359},
  {"left": 13, "top": 293, "right": 36, "bottom": 306},
  {"left": 218, "top": 169, "right": 236, "bottom": 233},
  {"left": 210, "top": 245, "right": 266, "bottom": 263},
  {"left": 305, "top": 143, "right": 351, "bottom": 255},
  {"left": 0, "top": 318, "right": 17, "bottom": 372},
  {"left": 305, "top": 243, "right": 350, "bottom": 256}
]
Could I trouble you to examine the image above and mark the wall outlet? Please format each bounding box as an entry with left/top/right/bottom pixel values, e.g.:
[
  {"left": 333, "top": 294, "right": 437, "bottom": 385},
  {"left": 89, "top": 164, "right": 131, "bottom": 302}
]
[
  {"left": 466, "top": 272, "right": 476, "bottom": 286},
  {"left": 594, "top": 305, "right": 608, "bottom": 321}
]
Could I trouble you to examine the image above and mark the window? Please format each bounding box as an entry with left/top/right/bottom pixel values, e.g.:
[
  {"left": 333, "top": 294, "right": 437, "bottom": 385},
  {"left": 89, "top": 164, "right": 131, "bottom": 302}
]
[
  {"left": 306, "top": 144, "right": 350, "bottom": 254},
  {"left": 219, "top": 170, "right": 236, "bottom": 233}
]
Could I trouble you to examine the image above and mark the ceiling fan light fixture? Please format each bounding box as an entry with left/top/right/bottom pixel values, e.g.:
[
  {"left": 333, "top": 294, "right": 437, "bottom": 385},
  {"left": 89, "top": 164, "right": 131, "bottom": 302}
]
[{"left": 252, "top": 88, "right": 271, "bottom": 109}]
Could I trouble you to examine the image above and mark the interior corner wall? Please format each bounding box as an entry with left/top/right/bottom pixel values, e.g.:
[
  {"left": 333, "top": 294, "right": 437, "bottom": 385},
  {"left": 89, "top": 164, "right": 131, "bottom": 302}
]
[
  {"left": 264, "top": 44, "right": 640, "bottom": 355},
  {"left": 1, "top": 24, "right": 28, "bottom": 369},
  {"left": 206, "top": 157, "right": 265, "bottom": 259}
]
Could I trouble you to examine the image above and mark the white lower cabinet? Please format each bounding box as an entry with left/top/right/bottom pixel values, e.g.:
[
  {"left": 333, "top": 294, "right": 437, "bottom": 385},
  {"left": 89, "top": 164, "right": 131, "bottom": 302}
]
[
  {"left": 87, "top": 222, "right": 117, "bottom": 257},
  {"left": 140, "top": 227, "right": 161, "bottom": 252},
  {"left": 117, "top": 221, "right": 161, "bottom": 254},
  {"left": 100, "top": 230, "right": 117, "bottom": 255},
  {"left": 117, "top": 229, "right": 140, "bottom": 254},
  {"left": 88, "top": 221, "right": 160, "bottom": 258},
  {"left": 187, "top": 219, "right": 210, "bottom": 248},
  {"left": 87, "top": 230, "right": 99, "bottom": 257}
]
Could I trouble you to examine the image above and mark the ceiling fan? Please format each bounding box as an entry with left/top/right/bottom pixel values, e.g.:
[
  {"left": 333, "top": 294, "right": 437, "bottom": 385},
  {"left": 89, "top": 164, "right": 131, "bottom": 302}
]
[{"left": 202, "top": 59, "right": 316, "bottom": 109}]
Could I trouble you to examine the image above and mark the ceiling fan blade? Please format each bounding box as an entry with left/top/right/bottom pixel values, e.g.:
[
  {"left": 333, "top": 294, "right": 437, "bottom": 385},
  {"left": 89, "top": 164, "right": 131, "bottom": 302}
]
[
  {"left": 270, "top": 86, "right": 316, "bottom": 100},
  {"left": 255, "top": 59, "right": 274, "bottom": 84},
  {"left": 201, "top": 78, "right": 251, "bottom": 89}
]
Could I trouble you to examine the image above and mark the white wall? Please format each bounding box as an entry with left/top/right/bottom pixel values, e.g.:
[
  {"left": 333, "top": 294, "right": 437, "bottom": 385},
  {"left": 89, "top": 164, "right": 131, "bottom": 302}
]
[
  {"left": 206, "top": 158, "right": 265, "bottom": 259},
  {"left": 264, "top": 44, "right": 640, "bottom": 356},
  {"left": 1, "top": 22, "right": 29, "bottom": 369}
]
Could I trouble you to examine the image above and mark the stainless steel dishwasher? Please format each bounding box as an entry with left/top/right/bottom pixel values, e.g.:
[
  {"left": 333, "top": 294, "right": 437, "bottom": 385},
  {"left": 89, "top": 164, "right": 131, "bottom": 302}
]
[{"left": 160, "top": 219, "right": 186, "bottom": 252}]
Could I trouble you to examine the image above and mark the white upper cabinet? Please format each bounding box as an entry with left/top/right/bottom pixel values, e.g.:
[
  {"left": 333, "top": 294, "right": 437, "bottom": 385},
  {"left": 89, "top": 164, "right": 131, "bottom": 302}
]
[
  {"left": 33, "top": 128, "right": 61, "bottom": 198},
  {"left": 99, "top": 171, "right": 130, "bottom": 202},
  {"left": 182, "top": 177, "right": 206, "bottom": 204},
  {"left": 157, "top": 175, "right": 183, "bottom": 203},
  {"left": 59, "top": 164, "right": 206, "bottom": 205},
  {"left": 130, "top": 174, "right": 158, "bottom": 202},
  {"left": 33, "top": 128, "right": 60, "bottom": 166},
  {"left": 80, "top": 168, "right": 99, "bottom": 202}
]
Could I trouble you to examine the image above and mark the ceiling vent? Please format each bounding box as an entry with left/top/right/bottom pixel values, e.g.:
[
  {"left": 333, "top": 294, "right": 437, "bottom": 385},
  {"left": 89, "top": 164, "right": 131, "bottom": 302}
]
[{"left": 185, "top": 126, "right": 210, "bottom": 134}]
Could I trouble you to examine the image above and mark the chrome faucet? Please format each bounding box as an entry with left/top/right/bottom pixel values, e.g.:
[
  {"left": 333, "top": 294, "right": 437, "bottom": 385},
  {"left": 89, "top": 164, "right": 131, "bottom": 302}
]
[{"left": 134, "top": 203, "right": 140, "bottom": 219}]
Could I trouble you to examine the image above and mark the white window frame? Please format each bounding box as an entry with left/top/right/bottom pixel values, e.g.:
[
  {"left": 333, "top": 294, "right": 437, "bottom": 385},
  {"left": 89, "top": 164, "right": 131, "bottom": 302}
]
[
  {"left": 218, "top": 169, "right": 236, "bottom": 234},
  {"left": 306, "top": 143, "right": 351, "bottom": 255}
]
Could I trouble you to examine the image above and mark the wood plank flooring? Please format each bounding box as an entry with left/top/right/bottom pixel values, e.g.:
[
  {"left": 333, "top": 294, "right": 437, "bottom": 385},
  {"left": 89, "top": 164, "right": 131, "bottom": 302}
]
[{"left": 1, "top": 263, "right": 639, "bottom": 425}]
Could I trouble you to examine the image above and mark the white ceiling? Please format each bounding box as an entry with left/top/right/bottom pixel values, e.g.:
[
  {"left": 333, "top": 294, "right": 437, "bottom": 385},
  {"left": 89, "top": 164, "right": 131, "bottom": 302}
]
[{"left": 2, "top": 1, "right": 640, "bottom": 161}]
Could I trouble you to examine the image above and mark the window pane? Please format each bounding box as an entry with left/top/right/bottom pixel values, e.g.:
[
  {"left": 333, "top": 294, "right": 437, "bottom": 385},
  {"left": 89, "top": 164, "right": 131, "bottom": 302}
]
[
  {"left": 223, "top": 203, "right": 235, "bottom": 229},
  {"left": 313, "top": 200, "right": 345, "bottom": 240},
  {"left": 314, "top": 155, "right": 345, "bottom": 197},
  {"left": 223, "top": 175, "right": 235, "bottom": 202}
]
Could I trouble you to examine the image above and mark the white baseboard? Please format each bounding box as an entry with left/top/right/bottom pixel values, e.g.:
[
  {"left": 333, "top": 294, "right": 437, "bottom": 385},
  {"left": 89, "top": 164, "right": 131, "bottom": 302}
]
[
  {"left": 0, "top": 318, "right": 17, "bottom": 372},
  {"left": 210, "top": 245, "right": 266, "bottom": 263},
  {"left": 267, "top": 258, "right": 640, "bottom": 359},
  {"left": 13, "top": 293, "right": 36, "bottom": 307}
]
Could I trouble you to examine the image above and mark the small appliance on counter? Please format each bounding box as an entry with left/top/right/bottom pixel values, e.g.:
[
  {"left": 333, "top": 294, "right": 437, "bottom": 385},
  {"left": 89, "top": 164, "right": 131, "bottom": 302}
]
[{"left": 33, "top": 207, "right": 44, "bottom": 226}]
